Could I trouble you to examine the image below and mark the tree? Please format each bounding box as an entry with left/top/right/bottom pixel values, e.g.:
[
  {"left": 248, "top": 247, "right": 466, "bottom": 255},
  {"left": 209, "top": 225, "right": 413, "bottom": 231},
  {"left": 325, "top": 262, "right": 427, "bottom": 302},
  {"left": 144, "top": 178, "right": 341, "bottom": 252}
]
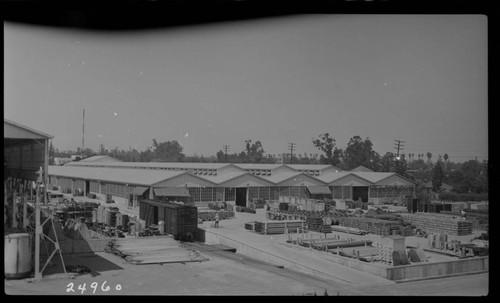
[
  {"left": 432, "top": 161, "right": 443, "bottom": 192},
  {"left": 239, "top": 140, "right": 266, "bottom": 163},
  {"left": 342, "top": 136, "right": 380, "bottom": 171},
  {"left": 443, "top": 153, "right": 449, "bottom": 173},
  {"left": 426, "top": 152, "right": 432, "bottom": 165},
  {"left": 379, "top": 152, "right": 396, "bottom": 172},
  {"left": 458, "top": 159, "right": 484, "bottom": 193},
  {"left": 312, "top": 133, "right": 342, "bottom": 165},
  {"left": 151, "top": 139, "right": 185, "bottom": 162}
]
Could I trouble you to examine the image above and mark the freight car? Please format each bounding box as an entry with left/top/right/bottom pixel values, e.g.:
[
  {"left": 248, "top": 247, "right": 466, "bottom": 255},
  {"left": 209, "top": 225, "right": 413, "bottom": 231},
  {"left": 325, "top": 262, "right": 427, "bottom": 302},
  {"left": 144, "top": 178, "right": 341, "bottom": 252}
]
[{"left": 139, "top": 199, "right": 198, "bottom": 241}]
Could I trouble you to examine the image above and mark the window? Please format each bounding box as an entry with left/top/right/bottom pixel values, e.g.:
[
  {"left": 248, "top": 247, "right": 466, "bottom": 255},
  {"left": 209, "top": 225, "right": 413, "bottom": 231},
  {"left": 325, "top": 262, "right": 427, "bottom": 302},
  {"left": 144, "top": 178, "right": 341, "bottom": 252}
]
[
  {"left": 258, "top": 186, "right": 270, "bottom": 200},
  {"left": 224, "top": 187, "right": 235, "bottom": 201}
]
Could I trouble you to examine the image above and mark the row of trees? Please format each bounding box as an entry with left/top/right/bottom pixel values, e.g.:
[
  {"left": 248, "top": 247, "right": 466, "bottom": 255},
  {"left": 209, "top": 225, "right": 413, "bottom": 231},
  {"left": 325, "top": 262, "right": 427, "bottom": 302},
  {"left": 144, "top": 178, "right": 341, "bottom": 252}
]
[{"left": 49, "top": 132, "right": 488, "bottom": 194}]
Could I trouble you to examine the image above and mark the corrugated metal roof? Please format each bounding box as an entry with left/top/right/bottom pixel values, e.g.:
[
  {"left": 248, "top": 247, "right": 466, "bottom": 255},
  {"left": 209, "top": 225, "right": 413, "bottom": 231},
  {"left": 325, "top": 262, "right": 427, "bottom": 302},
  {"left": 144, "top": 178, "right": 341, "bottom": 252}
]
[
  {"left": 153, "top": 187, "right": 191, "bottom": 197},
  {"left": 48, "top": 165, "right": 186, "bottom": 186}
]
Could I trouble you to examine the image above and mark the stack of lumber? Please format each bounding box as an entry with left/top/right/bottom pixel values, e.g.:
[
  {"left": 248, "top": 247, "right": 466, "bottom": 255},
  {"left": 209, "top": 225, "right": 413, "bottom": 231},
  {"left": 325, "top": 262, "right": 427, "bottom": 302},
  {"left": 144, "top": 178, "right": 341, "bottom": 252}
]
[
  {"left": 254, "top": 220, "right": 305, "bottom": 235},
  {"left": 337, "top": 217, "right": 401, "bottom": 236},
  {"left": 464, "top": 209, "right": 488, "bottom": 230},
  {"left": 107, "top": 236, "right": 208, "bottom": 264},
  {"left": 306, "top": 216, "right": 324, "bottom": 232},
  {"left": 399, "top": 213, "right": 473, "bottom": 236},
  {"left": 330, "top": 225, "right": 367, "bottom": 235}
]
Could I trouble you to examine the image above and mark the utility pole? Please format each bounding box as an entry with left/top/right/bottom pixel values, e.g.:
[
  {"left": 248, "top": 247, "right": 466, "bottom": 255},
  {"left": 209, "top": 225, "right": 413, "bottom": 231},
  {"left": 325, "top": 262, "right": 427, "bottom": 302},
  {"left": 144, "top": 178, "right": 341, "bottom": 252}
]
[
  {"left": 288, "top": 142, "right": 295, "bottom": 164},
  {"left": 82, "top": 108, "right": 85, "bottom": 157},
  {"left": 394, "top": 139, "right": 405, "bottom": 159},
  {"left": 223, "top": 145, "right": 229, "bottom": 163}
]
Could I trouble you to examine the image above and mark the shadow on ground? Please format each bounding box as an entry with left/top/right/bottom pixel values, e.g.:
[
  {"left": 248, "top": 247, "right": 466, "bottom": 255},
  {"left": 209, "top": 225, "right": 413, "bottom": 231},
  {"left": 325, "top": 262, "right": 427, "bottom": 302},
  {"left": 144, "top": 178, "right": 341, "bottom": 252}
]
[{"left": 41, "top": 252, "right": 123, "bottom": 278}]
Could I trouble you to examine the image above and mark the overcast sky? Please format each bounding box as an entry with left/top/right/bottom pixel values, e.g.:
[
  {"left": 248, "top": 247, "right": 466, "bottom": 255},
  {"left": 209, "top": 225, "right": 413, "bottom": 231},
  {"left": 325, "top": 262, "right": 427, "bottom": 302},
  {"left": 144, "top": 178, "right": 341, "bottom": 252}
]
[{"left": 4, "top": 14, "right": 488, "bottom": 162}]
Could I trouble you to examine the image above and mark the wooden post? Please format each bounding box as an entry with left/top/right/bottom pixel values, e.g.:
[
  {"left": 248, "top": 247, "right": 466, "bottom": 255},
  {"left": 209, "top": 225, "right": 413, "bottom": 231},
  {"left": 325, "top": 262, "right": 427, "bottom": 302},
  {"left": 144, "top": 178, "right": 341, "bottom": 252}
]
[{"left": 34, "top": 183, "right": 41, "bottom": 280}]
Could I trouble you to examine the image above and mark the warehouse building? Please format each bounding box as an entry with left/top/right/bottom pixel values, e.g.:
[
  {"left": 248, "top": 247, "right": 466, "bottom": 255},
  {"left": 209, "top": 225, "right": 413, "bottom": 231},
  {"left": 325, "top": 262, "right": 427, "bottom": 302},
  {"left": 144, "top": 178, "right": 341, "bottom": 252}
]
[{"left": 49, "top": 161, "right": 416, "bottom": 209}]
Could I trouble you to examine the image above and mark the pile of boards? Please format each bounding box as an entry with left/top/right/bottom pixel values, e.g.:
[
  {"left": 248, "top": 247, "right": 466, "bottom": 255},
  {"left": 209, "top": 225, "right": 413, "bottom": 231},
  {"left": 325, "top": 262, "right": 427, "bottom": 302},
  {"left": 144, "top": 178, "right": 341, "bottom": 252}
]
[
  {"left": 254, "top": 220, "right": 305, "bottom": 235},
  {"left": 107, "top": 236, "right": 208, "bottom": 265},
  {"left": 337, "top": 216, "right": 401, "bottom": 236},
  {"left": 399, "top": 213, "right": 473, "bottom": 236}
]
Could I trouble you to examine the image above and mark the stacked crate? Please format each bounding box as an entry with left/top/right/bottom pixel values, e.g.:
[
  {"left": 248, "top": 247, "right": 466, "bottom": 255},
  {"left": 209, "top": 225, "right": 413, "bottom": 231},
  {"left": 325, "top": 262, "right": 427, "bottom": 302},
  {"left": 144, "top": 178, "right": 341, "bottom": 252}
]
[{"left": 399, "top": 213, "right": 473, "bottom": 236}]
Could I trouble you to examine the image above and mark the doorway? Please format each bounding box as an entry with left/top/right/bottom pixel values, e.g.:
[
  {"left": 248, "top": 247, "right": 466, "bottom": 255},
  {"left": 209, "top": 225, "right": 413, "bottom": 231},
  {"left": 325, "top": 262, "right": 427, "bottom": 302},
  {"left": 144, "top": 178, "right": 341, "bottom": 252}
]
[
  {"left": 352, "top": 186, "right": 369, "bottom": 202},
  {"left": 85, "top": 181, "right": 90, "bottom": 195},
  {"left": 235, "top": 188, "right": 247, "bottom": 207}
]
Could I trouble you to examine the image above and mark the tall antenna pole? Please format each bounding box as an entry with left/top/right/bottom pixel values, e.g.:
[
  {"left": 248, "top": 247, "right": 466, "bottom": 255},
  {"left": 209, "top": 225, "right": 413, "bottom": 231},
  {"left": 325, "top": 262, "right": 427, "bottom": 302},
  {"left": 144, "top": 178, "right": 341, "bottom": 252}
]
[{"left": 82, "top": 108, "right": 85, "bottom": 155}]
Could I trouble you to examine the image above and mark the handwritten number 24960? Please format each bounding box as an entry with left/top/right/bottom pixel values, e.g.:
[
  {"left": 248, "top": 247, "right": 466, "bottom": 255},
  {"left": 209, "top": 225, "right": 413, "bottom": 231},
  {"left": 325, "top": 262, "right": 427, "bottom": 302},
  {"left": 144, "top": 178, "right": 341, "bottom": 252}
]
[{"left": 66, "top": 281, "right": 122, "bottom": 294}]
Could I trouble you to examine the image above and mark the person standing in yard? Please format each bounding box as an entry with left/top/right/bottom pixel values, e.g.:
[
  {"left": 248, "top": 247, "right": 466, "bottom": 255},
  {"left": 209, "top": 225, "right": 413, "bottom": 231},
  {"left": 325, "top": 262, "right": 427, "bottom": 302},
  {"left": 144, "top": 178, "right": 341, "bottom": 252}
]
[{"left": 214, "top": 212, "right": 220, "bottom": 228}]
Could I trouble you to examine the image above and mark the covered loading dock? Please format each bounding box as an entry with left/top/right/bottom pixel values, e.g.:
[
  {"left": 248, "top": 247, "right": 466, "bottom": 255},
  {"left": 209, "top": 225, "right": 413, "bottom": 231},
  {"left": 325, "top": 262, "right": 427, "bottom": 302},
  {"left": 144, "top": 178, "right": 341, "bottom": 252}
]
[{"left": 4, "top": 118, "right": 55, "bottom": 280}]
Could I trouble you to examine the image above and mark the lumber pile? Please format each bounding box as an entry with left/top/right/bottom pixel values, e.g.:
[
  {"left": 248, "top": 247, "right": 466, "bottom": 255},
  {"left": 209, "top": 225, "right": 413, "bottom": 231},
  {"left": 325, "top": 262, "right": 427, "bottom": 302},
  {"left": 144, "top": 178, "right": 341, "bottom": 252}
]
[
  {"left": 399, "top": 213, "right": 473, "bottom": 236},
  {"left": 107, "top": 236, "right": 208, "bottom": 264},
  {"left": 330, "top": 225, "right": 367, "bottom": 235},
  {"left": 254, "top": 220, "right": 305, "bottom": 235},
  {"left": 337, "top": 217, "right": 401, "bottom": 236}
]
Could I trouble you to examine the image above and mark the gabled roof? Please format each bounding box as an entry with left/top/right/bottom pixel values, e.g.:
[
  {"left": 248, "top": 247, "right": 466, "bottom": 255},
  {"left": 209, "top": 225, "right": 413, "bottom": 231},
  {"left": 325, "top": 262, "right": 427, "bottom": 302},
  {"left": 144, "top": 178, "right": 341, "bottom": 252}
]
[
  {"left": 48, "top": 165, "right": 186, "bottom": 186},
  {"left": 350, "top": 172, "right": 397, "bottom": 183},
  {"left": 351, "top": 165, "right": 374, "bottom": 172},
  {"left": 195, "top": 171, "right": 249, "bottom": 184},
  {"left": 4, "top": 118, "right": 53, "bottom": 139}
]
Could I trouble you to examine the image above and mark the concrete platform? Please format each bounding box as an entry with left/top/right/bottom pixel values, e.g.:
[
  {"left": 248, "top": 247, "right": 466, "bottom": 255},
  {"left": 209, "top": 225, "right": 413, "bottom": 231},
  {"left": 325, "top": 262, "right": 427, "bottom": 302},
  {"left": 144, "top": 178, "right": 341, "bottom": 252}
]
[{"left": 200, "top": 209, "right": 396, "bottom": 287}]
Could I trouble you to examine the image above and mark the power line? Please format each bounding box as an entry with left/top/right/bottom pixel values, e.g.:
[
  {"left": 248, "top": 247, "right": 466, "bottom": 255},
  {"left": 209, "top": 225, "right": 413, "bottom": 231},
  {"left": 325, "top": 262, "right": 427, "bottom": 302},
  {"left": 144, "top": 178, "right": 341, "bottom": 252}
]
[
  {"left": 288, "top": 142, "right": 295, "bottom": 164},
  {"left": 394, "top": 139, "right": 404, "bottom": 158}
]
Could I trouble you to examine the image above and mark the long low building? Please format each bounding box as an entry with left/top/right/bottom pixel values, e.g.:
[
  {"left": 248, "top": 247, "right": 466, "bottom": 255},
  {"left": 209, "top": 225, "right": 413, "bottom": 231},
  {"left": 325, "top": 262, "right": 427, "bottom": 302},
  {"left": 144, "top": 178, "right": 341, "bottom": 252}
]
[{"left": 47, "top": 157, "right": 416, "bottom": 209}]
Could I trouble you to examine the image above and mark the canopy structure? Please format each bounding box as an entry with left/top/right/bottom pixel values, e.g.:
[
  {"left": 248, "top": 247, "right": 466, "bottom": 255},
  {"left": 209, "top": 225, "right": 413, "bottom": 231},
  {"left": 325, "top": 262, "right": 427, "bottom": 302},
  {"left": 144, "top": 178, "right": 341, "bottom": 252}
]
[
  {"left": 132, "top": 186, "right": 149, "bottom": 195},
  {"left": 306, "top": 185, "right": 332, "bottom": 195},
  {"left": 153, "top": 187, "right": 191, "bottom": 197}
]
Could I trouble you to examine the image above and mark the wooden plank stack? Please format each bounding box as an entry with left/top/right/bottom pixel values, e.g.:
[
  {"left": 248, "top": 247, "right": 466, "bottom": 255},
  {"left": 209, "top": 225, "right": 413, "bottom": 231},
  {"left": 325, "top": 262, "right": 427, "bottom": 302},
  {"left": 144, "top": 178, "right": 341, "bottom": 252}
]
[
  {"left": 254, "top": 220, "right": 305, "bottom": 235},
  {"left": 108, "top": 236, "right": 208, "bottom": 264},
  {"left": 337, "top": 217, "right": 401, "bottom": 236},
  {"left": 399, "top": 213, "right": 473, "bottom": 236}
]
